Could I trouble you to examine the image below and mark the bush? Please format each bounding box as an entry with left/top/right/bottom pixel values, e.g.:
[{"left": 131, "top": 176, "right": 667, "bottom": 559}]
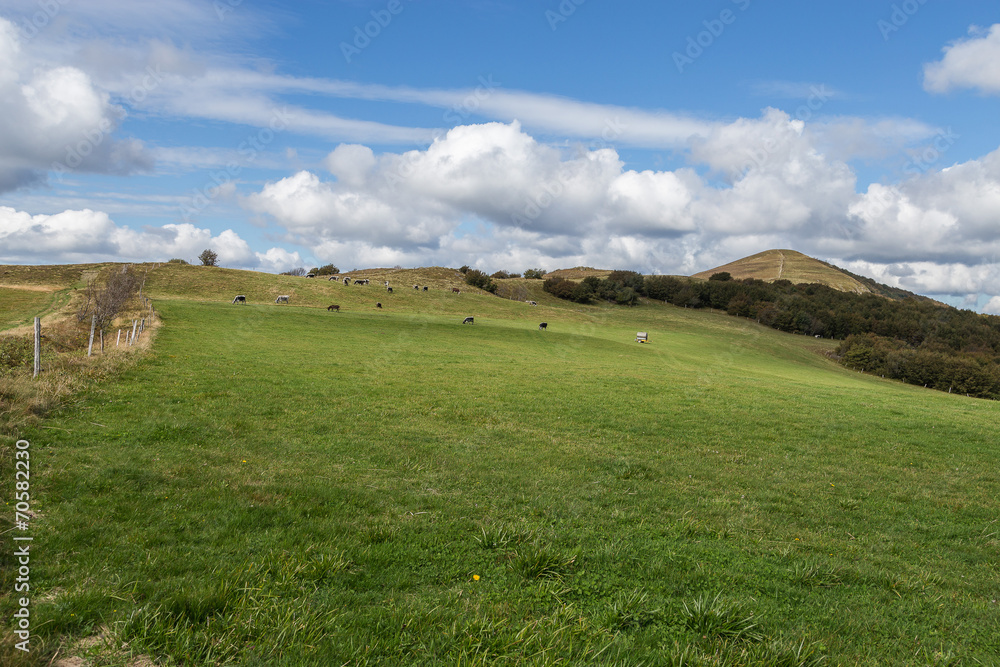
[
  {"left": 710, "top": 271, "right": 733, "bottom": 281},
  {"left": 523, "top": 268, "right": 546, "bottom": 280},
  {"left": 491, "top": 270, "right": 521, "bottom": 279},
  {"left": 459, "top": 265, "right": 470, "bottom": 274},
  {"left": 280, "top": 267, "right": 307, "bottom": 277},
  {"left": 198, "top": 249, "right": 218, "bottom": 267},
  {"left": 316, "top": 264, "right": 339, "bottom": 275},
  {"left": 464, "top": 269, "right": 498, "bottom": 293},
  {"left": 167, "top": 258, "right": 189, "bottom": 265}
]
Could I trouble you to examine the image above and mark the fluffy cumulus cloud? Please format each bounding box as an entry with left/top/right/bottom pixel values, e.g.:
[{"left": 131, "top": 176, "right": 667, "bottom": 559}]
[
  {"left": 244, "top": 116, "right": 858, "bottom": 267},
  {"left": 924, "top": 24, "right": 1000, "bottom": 95},
  {"left": 0, "top": 205, "right": 302, "bottom": 270},
  {"left": 238, "top": 117, "right": 1000, "bottom": 309},
  {"left": 0, "top": 18, "right": 152, "bottom": 192}
]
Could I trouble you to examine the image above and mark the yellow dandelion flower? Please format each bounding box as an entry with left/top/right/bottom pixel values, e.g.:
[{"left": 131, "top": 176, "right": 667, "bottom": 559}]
[{"left": 473, "top": 575, "right": 480, "bottom": 581}]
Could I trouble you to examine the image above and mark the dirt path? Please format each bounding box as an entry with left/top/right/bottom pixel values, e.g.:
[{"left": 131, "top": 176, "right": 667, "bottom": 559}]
[{"left": 776, "top": 251, "right": 785, "bottom": 280}]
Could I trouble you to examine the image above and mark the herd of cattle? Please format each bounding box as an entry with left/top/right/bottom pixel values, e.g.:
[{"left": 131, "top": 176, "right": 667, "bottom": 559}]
[{"left": 229, "top": 276, "right": 547, "bottom": 329}]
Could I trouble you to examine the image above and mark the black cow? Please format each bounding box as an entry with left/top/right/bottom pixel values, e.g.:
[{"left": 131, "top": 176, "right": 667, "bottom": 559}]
[
  {"left": 232, "top": 295, "right": 246, "bottom": 304},
  {"left": 423, "top": 286, "right": 428, "bottom": 291},
  {"left": 376, "top": 302, "right": 382, "bottom": 309},
  {"left": 538, "top": 322, "right": 547, "bottom": 330},
  {"left": 327, "top": 304, "right": 340, "bottom": 312},
  {"left": 387, "top": 287, "right": 393, "bottom": 293},
  {"left": 462, "top": 317, "right": 474, "bottom": 324}
]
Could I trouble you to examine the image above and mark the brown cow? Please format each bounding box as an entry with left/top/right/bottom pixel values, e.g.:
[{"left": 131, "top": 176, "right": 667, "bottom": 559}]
[
  {"left": 327, "top": 304, "right": 340, "bottom": 312},
  {"left": 376, "top": 302, "right": 382, "bottom": 308},
  {"left": 452, "top": 288, "right": 461, "bottom": 293}
]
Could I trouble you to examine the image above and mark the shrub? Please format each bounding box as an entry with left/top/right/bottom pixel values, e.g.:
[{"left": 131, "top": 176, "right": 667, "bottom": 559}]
[
  {"left": 491, "top": 270, "right": 521, "bottom": 279},
  {"left": 167, "top": 258, "right": 189, "bottom": 265},
  {"left": 464, "top": 269, "right": 497, "bottom": 293},
  {"left": 710, "top": 271, "right": 733, "bottom": 281},
  {"left": 198, "top": 249, "right": 218, "bottom": 267},
  {"left": 280, "top": 267, "right": 307, "bottom": 277},
  {"left": 316, "top": 264, "right": 339, "bottom": 276},
  {"left": 459, "top": 265, "right": 470, "bottom": 274},
  {"left": 523, "top": 268, "right": 546, "bottom": 280}
]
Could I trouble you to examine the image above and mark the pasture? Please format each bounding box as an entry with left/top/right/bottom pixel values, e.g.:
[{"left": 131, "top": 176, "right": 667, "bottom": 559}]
[{"left": 2, "top": 264, "right": 998, "bottom": 665}]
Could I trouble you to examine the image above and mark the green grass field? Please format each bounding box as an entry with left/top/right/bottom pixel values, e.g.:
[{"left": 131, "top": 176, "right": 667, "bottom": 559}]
[{"left": 2, "top": 264, "right": 999, "bottom": 665}]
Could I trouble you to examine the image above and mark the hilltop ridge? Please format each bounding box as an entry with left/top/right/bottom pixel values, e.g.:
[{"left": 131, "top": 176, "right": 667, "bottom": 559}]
[{"left": 692, "top": 249, "right": 923, "bottom": 300}]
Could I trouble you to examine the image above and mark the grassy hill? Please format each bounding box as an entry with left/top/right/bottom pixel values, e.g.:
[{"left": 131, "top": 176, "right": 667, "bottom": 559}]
[
  {"left": 693, "top": 249, "right": 874, "bottom": 295},
  {"left": 2, "top": 263, "right": 998, "bottom": 665}
]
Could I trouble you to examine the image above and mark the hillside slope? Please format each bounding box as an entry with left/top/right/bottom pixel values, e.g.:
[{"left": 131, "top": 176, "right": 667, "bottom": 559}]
[{"left": 693, "top": 249, "right": 871, "bottom": 294}]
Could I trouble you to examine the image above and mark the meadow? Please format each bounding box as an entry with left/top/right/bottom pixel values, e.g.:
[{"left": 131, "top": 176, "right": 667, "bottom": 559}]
[{"left": 1, "top": 263, "right": 998, "bottom": 665}]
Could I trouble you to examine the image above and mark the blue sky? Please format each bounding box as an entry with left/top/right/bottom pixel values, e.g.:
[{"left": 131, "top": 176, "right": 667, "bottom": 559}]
[{"left": 1, "top": 0, "right": 999, "bottom": 311}]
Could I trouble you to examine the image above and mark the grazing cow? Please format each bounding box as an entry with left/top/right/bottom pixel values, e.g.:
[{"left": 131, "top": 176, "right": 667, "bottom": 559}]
[
  {"left": 306, "top": 274, "right": 316, "bottom": 278},
  {"left": 538, "top": 322, "right": 547, "bottom": 330},
  {"left": 327, "top": 304, "right": 340, "bottom": 312},
  {"left": 384, "top": 281, "right": 389, "bottom": 287},
  {"left": 462, "top": 317, "right": 474, "bottom": 324},
  {"left": 452, "top": 288, "right": 461, "bottom": 293},
  {"left": 526, "top": 300, "right": 537, "bottom": 306},
  {"left": 387, "top": 286, "right": 393, "bottom": 293},
  {"left": 354, "top": 279, "right": 365, "bottom": 285},
  {"left": 364, "top": 279, "right": 370, "bottom": 285},
  {"left": 376, "top": 302, "right": 382, "bottom": 309},
  {"left": 328, "top": 276, "right": 339, "bottom": 281},
  {"left": 232, "top": 295, "right": 246, "bottom": 304},
  {"left": 413, "top": 284, "right": 419, "bottom": 290},
  {"left": 344, "top": 277, "right": 350, "bottom": 285},
  {"left": 423, "top": 286, "right": 429, "bottom": 291},
  {"left": 276, "top": 295, "right": 290, "bottom": 304}
]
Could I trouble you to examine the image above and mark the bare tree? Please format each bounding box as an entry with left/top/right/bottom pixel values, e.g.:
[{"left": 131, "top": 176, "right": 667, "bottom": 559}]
[{"left": 78, "top": 266, "right": 143, "bottom": 351}]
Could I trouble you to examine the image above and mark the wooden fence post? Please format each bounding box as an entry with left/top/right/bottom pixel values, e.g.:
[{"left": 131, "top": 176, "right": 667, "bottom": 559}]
[
  {"left": 33, "top": 317, "right": 40, "bottom": 378},
  {"left": 87, "top": 314, "right": 96, "bottom": 357}
]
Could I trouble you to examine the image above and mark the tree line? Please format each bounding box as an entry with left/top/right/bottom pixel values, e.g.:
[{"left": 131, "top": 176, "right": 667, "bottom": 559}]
[{"left": 543, "top": 271, "right": 1000, "bottom": 400}]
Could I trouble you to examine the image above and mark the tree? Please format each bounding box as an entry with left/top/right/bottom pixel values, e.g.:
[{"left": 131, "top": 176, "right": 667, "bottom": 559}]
[
  {"left": 316, "top": 263, "right": 339, "bottom": 275},
  {"left": 459, "top": 265, "right": 470, "bottom": 274},
  {"left": 523, "top": 268, "right": 546, "bottom": 280},
  {"left": 199, "top": 249, "right": 219, "bottom": 266},
  {"left": 709, "top": 272, "right": 732, "bottom": 281},
  {"left": 464, "top": 269, "right": 498, "bottom": 293},
  {"left": 77, "top": 265, "right": 143, "bottom": 351},
  {"left": 280, "top": 267, "right": 307, "bottom": 276}
]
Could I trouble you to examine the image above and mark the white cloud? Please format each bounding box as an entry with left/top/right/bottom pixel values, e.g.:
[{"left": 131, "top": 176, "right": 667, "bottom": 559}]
[
  {"left": 984, "top": 296, "right": 1000, "bottom": 315},
  {"left": 924, "top": 24, "right": 1000, "bottom": 95},
  {"left": 0, "top": 18, "right": 152, "bottom": 191},
  {"left": 0, "top": 205, "right": 275, "bottom": 268}
]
